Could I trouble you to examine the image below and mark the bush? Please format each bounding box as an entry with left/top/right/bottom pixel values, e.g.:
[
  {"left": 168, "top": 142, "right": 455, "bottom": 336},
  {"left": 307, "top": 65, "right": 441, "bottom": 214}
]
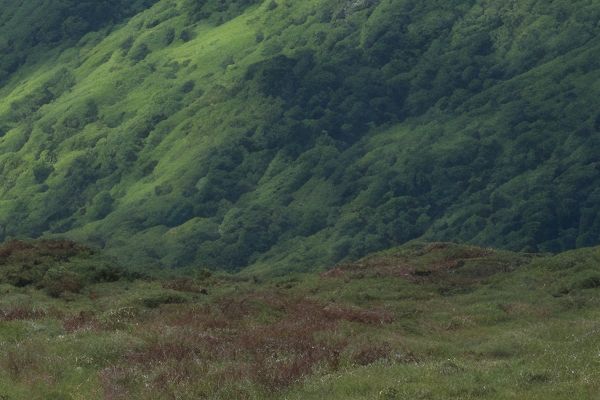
[
  {"left": 41, "top": 267, "right": 84, "bottom": 298},
  {"left": 129, "top": 43, "right": 150, "bottom": 63},
  {"left": 161, "top": 278, "right": 207, "bottom": 293},
  {"left": 141, "top": 293, "right": 188, "bottom": 308},
  {"left": 573, "top": 274, "right": 600, "bottom": 290},
  {"left": 32, "top": 162, "right": 54, "bottom": 183},
  {"left": 84, "top": 263, "right": 128, "bottom": 283},
  {"left": 0, "top": 240, "right": 130, "bottom": 296},
  {"left": 88, "top": 191, "right": 114, "bottom": 220}
]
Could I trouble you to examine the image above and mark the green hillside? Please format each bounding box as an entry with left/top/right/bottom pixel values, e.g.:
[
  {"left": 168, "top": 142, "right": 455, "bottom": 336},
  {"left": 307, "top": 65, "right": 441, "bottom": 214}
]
[
  {"left": 0, "top": 239, "right": 598, "bottom": 398},
  {"left": 1, "top": 0, "right": 600, "bottom": 272}
]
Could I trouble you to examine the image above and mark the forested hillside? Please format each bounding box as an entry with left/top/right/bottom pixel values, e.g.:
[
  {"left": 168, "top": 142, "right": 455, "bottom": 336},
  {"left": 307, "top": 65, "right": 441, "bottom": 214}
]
[{"left": 0, "top": 0, "right": 599, "bottom": 272}]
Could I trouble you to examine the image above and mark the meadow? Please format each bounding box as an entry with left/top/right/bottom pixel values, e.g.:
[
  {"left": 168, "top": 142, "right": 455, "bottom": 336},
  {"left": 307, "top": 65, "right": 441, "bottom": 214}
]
[{"left": 0, "top": 239, "right": 597, "bottom": 399}]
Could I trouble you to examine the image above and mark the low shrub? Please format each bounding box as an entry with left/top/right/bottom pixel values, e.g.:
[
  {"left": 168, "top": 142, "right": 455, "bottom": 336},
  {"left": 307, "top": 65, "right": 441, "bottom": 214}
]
[
  {"left": 41, "top": 267, "right": 84, "bottom": 298},
  {"left": 0, "top": 240, "right": 132, "bottom": 297},
  {"left": 141, "top": 293, "right": 188, "bottom": 308},
  {"left": 574, "top": 274, "right": 600, "bottom": 289},
  {"left": 352, "top": 342, "right": 392, "bottom": 366},
  {"left": 161, "top": 278, "right": 207, "bottom": 294}
]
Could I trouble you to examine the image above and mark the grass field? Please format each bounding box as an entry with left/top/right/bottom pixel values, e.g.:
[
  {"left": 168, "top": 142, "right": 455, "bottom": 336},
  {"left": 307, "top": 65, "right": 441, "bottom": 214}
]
[{"left": 0, "top": 239, "right": 598, "bottom": 399}]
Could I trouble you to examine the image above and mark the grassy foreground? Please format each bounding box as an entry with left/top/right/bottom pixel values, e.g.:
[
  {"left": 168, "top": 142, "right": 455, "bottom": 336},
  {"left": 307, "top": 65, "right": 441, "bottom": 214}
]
[{"left": 0, "top": 240, "right": 598, "bottom": 399}]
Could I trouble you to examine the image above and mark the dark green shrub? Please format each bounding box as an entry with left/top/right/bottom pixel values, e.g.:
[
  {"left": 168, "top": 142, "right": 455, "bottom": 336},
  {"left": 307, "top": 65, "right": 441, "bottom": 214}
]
[
  {"left": 41, "top": 268, "right": 84, "bottom": 298},
  {"left": 129, "top": 43, "right": 150, "bottom": 63},
  {"left": 179, "top": 29, "right": 193, "bottom": 42},
  {"left": 154, "top": 183, "right": 173, "bottom": 196},
  {"left": 85, "top": 263, "right": 126, "bottom": 283},
  {"left": 88, "top": 191, "right": 114, "bottom": 220},
  {"left": 574, "top": 275, "right": 600, "bottom": 290},
  {"left": 141, "top": 293, "right": 188, "bottom": 308},
  {"left": 181, "top": 80, "right": 195, "bottom": 93},
  {"left": 32, "top": 162, "right": 54, "bottom": 183},
  {"left": 120, "top": 36, "right": 135, "bottom": 53}
]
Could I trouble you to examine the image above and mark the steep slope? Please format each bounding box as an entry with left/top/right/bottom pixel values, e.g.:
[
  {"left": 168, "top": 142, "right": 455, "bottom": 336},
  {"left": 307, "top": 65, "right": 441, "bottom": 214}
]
[
  {"left": 0, "top": 0, "right": 599, "bottom": 272},
  {"left": 0, "top": 0, "right": 158, "bottom": 83}
]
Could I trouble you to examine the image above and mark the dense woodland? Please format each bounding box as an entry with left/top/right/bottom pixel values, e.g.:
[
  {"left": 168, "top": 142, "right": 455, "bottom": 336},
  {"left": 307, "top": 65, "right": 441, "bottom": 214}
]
[{"left": 0, "top": 0, "right": 599, "bottom": 272}]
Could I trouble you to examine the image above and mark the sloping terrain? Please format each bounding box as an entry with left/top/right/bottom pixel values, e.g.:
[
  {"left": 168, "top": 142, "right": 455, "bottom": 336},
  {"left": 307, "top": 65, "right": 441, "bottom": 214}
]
[
  {"left": 0, "top": 0, "right": 599, "bottom": 272},
  {"left": 0, "top": 240, "right": 598, "bottom": 398}
]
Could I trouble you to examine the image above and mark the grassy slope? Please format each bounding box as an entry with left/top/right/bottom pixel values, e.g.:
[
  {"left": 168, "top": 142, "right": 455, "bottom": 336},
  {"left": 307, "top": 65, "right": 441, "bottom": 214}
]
[
  {"left": 1, "top": 0, "right": 600, "bottom": 273},
  {"left": 0, "top": 240, "right": 598, "bottom": 399}
]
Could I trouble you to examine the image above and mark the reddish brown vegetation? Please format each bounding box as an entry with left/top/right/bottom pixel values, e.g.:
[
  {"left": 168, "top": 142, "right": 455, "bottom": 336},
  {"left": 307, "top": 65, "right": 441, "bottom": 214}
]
[
  {"left": 62, "top": 311, "right": 101, "bottom": 333},
  {"left": 98, "top": 366, "right": 132, "bottom": 400},
  {"left": 320, "top": 267, "right": 346, "bottom": 278},
  {"left": 351, "top": 342, "right": 392, "bottom": 366},
  {"left": 98, "top": 292, "right": 395, "bottom": 394},
  {"left": 161, "top": 277, "right": 208, "bottom": 294},
  {"left": 0, "top": 239, "right": 90, "bottom": 263},
  {"left": 323, "top": 304, "right": 394, "bottom": 325},
  {"left": 0, "top": 305, "right": 49, "bottom": 321},
  {"left": 321, "top": 242, "right": 522, "bottom": 287}
]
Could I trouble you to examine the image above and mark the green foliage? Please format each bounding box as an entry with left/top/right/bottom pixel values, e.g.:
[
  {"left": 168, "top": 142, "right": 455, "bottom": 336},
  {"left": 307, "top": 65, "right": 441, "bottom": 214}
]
[
  {"left": 0, "top": 0, "right": 158, "bottom": 83},
  {"left": 0, "top": 0, "right": 600, "bottom": 273},
  {"left": 87, "top": 191, "right": 114, "bottom": 220},
  {"left": 0, "top": 240, "right": 133, "bottom": 297},
  {"left": 41, "top": 267, "right": 84, "bottom": 297},
  {"left": 140, "top": 292, "right": 188, "bottom": 308},
  {"left": 129, "top": 42, "right": 151, "bottom": 63},
  {"left": 182, "top": 0, "right": 262, "bottom": 24},
  {"left": 32, "top": 162, "right": 54, "bottom": 184}
]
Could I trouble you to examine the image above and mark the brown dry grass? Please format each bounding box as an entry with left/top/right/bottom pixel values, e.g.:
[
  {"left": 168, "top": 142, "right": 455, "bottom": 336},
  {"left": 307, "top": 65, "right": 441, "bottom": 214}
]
[
  {"left": 95, "top": 291, "right": 395, "bottom": 395},
  {"left": 0, "top": 305, "right": 50, "bottom": 321},
  {"left": 0, "top": 239, "right": 90, "bottom": 262}
]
